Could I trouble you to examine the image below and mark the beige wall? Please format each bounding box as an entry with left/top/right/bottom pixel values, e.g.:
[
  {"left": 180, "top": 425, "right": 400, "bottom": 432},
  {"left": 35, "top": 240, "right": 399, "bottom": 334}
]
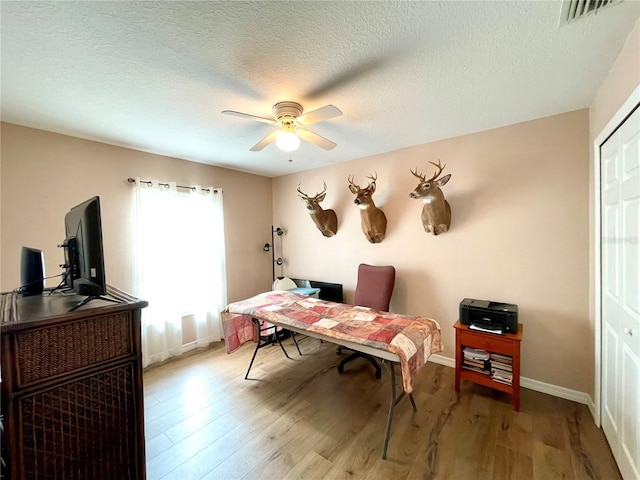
[
  {"left": 2, "top": 18, "right": 636, "bottom": 393},
  {"left": 588, "top": 19, "right": 640, "bottom": 400},
  {"left": 590, "top": 18, "right": 640, "bottom": 137},
  {"left": 273, "top": 110, "right": 591, "bottom": 393},
  {"left": 0, "top": 123, "right": 273, "bottom": 306}
]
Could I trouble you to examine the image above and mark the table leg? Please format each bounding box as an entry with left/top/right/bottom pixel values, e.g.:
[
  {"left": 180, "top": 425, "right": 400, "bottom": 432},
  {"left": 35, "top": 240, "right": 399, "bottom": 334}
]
[
  {"left": 455, "top": 330, "right": 461, "bottom": 392},
  {"left": 382, "top": 361, "right": 396, "bottom": 460},
  {"left": 245, "top": 319, "right": 292, "bottom": 379},
  {"left": 382, "top": 361, "right": 417, "bottom": 459},
  {"left": 513, "top": 345, "right": 521, "bottom": 411},
  {"left": 274, "top": 331, "right": 292, "bottom": 359},
  {"left": 290, "top": 331, "right": 302, "bottom": 355},
  {"left": 409, "top": 392, "right": 417, "bottom": 411},
  {"left": 244, "top": 336, "right": 262, "bottom": 380}
]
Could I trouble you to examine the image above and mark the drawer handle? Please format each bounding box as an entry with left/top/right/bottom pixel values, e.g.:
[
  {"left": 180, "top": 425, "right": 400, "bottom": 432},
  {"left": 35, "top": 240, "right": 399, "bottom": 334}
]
[{"left": 624, "top": 327, "right": 633, "bottom": 336}]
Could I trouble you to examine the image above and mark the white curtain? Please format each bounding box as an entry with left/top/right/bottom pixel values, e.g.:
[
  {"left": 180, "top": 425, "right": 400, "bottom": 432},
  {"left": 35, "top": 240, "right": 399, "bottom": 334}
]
[{"left": 132, "top": 178, "right": 227, "bottom": 367}]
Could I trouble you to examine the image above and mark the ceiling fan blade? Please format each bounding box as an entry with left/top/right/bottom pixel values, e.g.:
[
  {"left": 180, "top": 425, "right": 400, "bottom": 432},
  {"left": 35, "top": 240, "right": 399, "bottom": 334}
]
[
  {"left": 250, "top": 130, "right": 279, "bottom": 151},
  {"left": 296, "top": 105, "right": 342, "bottom": 126},
  {"left": 296, "top": 128, "right": 337, "bottom": 150},
  {"left": 305, "top": 45, "right": 408, "bottom": 99},
  {"left": 222, "top": 110, "right": 277, "bottom": 125}
]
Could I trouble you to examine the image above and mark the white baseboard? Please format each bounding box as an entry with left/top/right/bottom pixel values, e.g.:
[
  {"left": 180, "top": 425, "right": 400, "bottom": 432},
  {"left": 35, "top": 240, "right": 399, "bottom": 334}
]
[
  {"left": 587, "top": 396, "right": 598, "bottom": 424},
  {"left": 520, "top": 377, "right": 591, "bottom": 405},
  {"left": 429, "top": 354, "right": 593, "bottom": 407},
  {"left": 429, "top": 353, "right": 456, "bottom": 369},
  {"left": 182, "top": 341, "right": 198, "bottom": 353}
]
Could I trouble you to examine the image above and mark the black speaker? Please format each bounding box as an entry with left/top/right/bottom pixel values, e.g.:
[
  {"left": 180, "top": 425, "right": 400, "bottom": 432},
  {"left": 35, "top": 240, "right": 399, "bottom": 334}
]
[{"left": 20, "top": 246, "right": 45, "bottom": 295}]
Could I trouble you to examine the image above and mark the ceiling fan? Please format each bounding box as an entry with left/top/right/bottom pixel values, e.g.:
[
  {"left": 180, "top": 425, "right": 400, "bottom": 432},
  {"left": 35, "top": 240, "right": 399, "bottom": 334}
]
[{"left": 222, "top": 101, "right": 342, "bottom": 152}]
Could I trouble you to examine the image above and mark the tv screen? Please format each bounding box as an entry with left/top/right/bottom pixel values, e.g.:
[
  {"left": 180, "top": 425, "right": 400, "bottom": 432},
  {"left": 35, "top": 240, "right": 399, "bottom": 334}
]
[{"left": 64, "top": 196, "right": 107, "bottom": 299}]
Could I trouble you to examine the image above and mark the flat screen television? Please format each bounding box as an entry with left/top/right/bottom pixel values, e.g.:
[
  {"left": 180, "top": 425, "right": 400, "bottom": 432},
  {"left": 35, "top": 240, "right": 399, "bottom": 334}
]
[{"left": 63, "top": 196, "right": 118, "bottom": 311}]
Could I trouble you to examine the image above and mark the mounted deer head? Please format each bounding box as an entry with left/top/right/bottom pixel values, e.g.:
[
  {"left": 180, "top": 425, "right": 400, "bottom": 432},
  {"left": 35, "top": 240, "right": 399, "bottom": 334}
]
[
  {"left": 348, "top": 172, "right": 387, "bottom": 243},
  {"left": 409, "top": 159, "right": 452, "bottom": 235},
  {"left": 297, "top": 181, "right": 338, "bottom": 237}
]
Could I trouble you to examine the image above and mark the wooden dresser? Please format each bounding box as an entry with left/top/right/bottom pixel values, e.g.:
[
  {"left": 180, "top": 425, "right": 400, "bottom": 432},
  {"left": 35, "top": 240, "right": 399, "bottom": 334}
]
[{"left": 1, "top": 286, "right": 148, "bottom": 480}]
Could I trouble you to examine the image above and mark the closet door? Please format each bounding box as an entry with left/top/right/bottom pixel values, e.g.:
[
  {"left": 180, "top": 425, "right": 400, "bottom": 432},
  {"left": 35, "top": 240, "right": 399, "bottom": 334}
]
[{"left": 601, "top": 104, "right": 640, "bottom": 480}]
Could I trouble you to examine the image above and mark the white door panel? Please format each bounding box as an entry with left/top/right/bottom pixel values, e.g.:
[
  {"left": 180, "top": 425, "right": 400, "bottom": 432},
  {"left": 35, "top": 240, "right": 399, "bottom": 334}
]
[
  {"left": 621, "top": 346, "right": 639, "bottom": 479},
  {"left": 603, "top": 323, "right": 619, "bottom": 432},
  {"left": 605, "top": 206, "right": 620, "bottom": 298},
  {"left": 621, "top": 112, "right": 640, "bottom": 174},
  {"left": 601, "top": 104, "right": 640, "bottom": 480},
  {"left": 623, "top": 197, "right": 639, "bottom": 321}
]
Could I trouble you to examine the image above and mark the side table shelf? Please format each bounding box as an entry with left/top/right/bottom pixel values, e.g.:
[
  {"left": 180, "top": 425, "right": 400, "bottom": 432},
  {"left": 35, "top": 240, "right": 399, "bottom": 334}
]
[{"left": 454, "top": 321, "right": 524, "bottom": 411}]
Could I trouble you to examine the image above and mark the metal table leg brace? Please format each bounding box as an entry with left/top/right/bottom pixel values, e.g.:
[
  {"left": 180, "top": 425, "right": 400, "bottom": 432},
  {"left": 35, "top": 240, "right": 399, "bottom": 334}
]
[
  {"left": 382, "top": 360, "right": 417, "bottom": 459},
  {"left": 245, "top": 318, "right": 301, "bottom": 379},
  {"left": 243, "top": 323, "right": 416, "bottom": 459}
]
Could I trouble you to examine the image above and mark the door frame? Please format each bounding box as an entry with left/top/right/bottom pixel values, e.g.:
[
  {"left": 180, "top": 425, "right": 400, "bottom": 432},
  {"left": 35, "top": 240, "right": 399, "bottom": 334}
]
[{"left": 593, "top": 83, "right": 640, "bottom": 427}]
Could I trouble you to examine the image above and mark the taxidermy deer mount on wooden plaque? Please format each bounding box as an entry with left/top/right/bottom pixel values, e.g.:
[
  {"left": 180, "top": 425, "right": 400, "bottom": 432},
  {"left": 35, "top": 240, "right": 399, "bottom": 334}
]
[
  {"left": 297, "top": 181, "right": 338, "bottom": 237},
  {"left": 348, "top": 172, "right": 387, "bottom": 243},
  {"left": 409, "top": 159, "right": 452, "bottom": 235}
]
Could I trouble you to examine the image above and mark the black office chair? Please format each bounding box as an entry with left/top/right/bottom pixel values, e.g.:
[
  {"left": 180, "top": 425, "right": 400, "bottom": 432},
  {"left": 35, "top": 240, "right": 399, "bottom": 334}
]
[{"left": 337, "top": 264, "right": 396, "bottom": 379}]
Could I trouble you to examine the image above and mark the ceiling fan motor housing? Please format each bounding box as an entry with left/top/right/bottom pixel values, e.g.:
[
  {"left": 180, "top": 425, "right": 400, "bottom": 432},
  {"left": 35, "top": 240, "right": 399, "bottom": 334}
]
[{"left": 273, "top": 101, "right": 303, "bottom": 123}]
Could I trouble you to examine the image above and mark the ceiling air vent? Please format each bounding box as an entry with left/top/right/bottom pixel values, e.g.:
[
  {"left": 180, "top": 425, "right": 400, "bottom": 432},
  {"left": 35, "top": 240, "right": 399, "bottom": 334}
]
[{"left": 559, "top": 0, "right": 623, "bottom": 25}]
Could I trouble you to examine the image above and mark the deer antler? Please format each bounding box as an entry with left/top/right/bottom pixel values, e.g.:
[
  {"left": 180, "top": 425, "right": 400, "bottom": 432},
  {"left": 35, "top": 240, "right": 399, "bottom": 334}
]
[
  {"left": 296, "top": 183, "right": 308, "bottom": 198},
  {"left": 410, "top": 167, "right": 426, "bottom": 182},
  {"left": 427, "top": 159, "right": 447, "bottom": 182},
  {"left": 348, "top": 175, "right": 359, "bottom": 189},
  {"left": 298, "top": 181, "right": 328, "bottom": 199},
  {"left": 318, "top": 181, "right": 327, "bottom": 197},
  {"left": 366, "top": 171, "right": 378, "bottom": 184}
]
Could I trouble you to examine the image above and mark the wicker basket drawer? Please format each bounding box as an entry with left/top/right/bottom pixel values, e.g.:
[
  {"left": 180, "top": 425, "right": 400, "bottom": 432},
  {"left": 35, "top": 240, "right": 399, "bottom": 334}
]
[
  {"left": 19, "top": 363, "right": 138, "bottom": 479},
  {"left": 14, "top": 312, "right": 133, "bottom": 386}
]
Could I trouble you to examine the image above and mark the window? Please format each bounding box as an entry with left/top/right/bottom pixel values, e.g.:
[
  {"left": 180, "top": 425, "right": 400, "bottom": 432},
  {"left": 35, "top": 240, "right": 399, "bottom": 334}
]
[{"left": 132, "top": 179, "right": 226, "bottom": 367}]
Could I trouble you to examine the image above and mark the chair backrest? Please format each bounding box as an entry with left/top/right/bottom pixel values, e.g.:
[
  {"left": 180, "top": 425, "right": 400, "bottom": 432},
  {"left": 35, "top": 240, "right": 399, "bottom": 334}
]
[{"left": 353, "top": 264, "right": 395, "bottom": 312}]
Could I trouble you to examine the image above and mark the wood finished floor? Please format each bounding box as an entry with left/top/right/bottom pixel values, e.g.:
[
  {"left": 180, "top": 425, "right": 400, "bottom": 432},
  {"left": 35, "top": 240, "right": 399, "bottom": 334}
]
[{"left": 143, "top": 337, "right": 620, "bottom": 480}]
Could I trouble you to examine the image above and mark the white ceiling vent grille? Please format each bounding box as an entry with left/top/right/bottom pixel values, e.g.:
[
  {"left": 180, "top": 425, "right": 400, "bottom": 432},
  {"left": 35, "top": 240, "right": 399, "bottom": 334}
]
[{"left": 559, "top": 0, "right": 623, "bottom": 25}]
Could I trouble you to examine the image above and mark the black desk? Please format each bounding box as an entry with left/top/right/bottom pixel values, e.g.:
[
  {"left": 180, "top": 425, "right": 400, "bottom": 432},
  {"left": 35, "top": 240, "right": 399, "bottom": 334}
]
[{"left": 293, "top": 279, "right": 343, "bottom": 303}]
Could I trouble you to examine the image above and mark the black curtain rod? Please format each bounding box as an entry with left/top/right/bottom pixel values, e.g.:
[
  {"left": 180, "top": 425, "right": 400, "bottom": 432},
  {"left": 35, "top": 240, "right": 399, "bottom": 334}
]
[{"left": 127, "top": 178, "right": 219, "bottom": 194}]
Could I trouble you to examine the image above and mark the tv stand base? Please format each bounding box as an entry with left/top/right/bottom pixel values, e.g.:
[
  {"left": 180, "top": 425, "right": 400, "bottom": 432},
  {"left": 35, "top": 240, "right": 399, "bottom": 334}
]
[{"left": 69, "top": 295, "right": 122, "bottom": 312}]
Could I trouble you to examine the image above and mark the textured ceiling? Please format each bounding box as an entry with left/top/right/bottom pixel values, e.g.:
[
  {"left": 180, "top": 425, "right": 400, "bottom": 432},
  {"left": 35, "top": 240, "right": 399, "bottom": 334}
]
[{"left": 1, "top": 1, "right": 639, "bottom": 177}]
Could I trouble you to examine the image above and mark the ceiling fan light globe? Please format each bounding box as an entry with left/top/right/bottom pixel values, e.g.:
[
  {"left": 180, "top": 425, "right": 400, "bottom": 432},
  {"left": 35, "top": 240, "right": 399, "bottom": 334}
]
[{"left": 276, "top": 131, "right": 300, "bottom": 152}]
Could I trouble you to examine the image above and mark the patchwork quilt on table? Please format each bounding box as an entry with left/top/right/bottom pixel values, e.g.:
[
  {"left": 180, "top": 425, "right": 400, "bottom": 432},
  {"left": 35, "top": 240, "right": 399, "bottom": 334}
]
[{"left": 221, "top": 290, "right": 443, "bottom": 393}]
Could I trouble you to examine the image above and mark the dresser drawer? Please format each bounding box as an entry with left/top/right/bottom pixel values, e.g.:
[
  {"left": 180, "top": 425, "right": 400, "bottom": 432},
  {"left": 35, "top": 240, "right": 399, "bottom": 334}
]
[
  {"left": 14, "top": 311, "right": 133, "bottom": 387},
  {"left": 458, "top": 330, "right": 517, "bottom": 356}
]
